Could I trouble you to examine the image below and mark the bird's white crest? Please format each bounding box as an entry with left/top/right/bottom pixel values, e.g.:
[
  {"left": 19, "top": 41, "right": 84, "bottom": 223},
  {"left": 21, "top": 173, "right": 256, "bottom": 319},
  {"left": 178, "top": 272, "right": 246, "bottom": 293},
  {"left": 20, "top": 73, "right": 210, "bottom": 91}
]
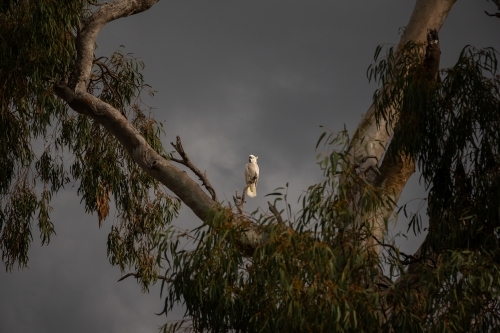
[{"left": 245, "top": 155, "right": 259, "bottom": 197}]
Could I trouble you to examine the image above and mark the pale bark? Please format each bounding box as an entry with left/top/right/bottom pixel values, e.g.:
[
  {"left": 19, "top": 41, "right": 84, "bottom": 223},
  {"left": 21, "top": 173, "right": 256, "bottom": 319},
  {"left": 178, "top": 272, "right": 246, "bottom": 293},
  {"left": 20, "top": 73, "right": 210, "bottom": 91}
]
[
  {"left": 53, "top": 83, "right": 217, "bottom": 221},
  {"left": 71, "top": 0, "right": 160, "bottom": 92},
  {"left": 349, "top": 0, "right": 456, "bottom": 253},
  {"left": 350, "top": 0, "right": 455, "bottom": 166},
  {"left": 54, "top": 0, "right": 457, "bottom": 255}
]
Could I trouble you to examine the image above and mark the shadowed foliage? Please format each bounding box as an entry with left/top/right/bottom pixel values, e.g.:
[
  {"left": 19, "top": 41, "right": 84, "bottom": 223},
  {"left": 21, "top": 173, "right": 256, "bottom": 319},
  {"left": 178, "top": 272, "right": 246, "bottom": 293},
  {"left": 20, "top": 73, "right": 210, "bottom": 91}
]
[{"left": 1, "top": 1, "right": 500, "bottom": 332}]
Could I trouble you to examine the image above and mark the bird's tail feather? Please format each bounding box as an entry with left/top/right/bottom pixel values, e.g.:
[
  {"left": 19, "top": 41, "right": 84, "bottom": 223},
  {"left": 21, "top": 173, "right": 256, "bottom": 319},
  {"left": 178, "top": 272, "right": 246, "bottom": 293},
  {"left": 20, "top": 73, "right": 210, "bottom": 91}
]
[{"left": 247, "top": 184, "right": 257, "bottom": 197}]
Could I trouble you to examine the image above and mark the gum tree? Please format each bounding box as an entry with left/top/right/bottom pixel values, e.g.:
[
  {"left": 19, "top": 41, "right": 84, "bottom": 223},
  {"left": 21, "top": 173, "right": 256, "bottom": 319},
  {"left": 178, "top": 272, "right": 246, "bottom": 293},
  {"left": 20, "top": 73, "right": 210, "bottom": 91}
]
[{"left": 1, "top": 0, "right": 499, "bottom": 331}]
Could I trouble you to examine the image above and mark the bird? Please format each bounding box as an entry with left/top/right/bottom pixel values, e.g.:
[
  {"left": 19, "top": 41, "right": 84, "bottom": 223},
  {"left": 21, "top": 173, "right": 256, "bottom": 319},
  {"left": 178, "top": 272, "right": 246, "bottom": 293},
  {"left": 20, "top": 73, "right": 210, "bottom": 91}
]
[{"left": 245, "top": 155, "right": 259, "bottom": 198}]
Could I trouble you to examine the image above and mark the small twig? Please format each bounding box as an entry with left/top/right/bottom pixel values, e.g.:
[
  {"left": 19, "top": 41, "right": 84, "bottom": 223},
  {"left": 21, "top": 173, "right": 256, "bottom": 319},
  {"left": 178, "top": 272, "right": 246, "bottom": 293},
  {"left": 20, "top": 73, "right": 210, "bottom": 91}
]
[
  {"left": 94, "top": 61, "right": 120, "bottom": 80},
  {"left": 94, "top": 60, "right": 142, "bottom": 89},
  {"left": 117, "top": 272, "right": 173, "bottom": 283},
  {"left": 484, "top": 11, "right": 500, "bottom": 18},
  {"left": 233, "top": 186, "right": 248, "bottom": 214},
  {"left": 268, "top": 201, "right": 284, "bottom": 224},
  {"left": 232, "top": 174, "right": 258, "bottom": 214},
  {"left": 373, "top": 236, "right": 434, "bottom": 267},
  {"left": 98, "top": 69, "right": 126, "bottom": 114},
  {"left": 170, "top": 136, "right": 218, "bottom": 201}
]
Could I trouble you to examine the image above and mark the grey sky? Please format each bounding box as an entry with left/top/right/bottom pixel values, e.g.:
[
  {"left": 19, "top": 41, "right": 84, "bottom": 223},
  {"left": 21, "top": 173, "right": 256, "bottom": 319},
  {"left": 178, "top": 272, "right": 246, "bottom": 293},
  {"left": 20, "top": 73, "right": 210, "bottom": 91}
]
[{"left": 1, "top": 1, "right": 499, "bottom": 332}]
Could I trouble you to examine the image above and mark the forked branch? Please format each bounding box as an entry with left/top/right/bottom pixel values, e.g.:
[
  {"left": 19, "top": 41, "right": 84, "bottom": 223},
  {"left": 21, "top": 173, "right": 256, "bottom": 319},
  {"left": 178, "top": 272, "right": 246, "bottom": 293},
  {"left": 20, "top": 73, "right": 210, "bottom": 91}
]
[
  {"left": 71, "top": 0, "right": 160, "bottom": 92},
  {"left": 170, "top": 136, "right": 218, "bottom": 202}
]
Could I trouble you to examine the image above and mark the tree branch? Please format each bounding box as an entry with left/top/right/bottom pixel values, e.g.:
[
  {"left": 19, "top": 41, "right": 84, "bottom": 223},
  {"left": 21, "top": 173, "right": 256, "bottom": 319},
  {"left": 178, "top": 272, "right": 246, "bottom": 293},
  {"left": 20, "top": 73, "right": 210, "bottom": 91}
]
[
  {"left": 484, "top": 11, "right": 500, "bottom": 18},
  {"left": 232, "top": 173, "right": 257, "bottom": 215},
  {"left": 233, "top": 188, "right": 246, "bottom": 215},
  {"left": 70, "top": 0, "right": 160, "bottom": 92},
  {"left": 267, "top": 201, "right": 284, "bottom": 224},
  {"left": 52, "top": 81, "right": 217, "bottom": 221},
  {"left": 170, "top": 136, "right": 218, "bottom": 202},
  {"left": 347, "top": 1, "right": 450, "bottom": 252},
  {"left": 117, "top": 272, "right": 173, "bottom": 283},
  {"left": 348, "top": 0, "right": 453, "bottom": 169},
  {"left": 485, "top": 0, "right": 500, "bottom": 17},
  {"left": 50, "top": 0, "right": 270, "bottom": 256},
  {"left": 374, "top": 236, "right": 435, "bottom": 267}
]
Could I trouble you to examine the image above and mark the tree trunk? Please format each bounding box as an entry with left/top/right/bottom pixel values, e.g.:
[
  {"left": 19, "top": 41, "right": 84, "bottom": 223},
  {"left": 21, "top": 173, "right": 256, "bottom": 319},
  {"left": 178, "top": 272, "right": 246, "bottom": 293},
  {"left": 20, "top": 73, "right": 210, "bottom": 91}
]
[{"left": 348, "top": 0, "right": 456, "bottom": 254}]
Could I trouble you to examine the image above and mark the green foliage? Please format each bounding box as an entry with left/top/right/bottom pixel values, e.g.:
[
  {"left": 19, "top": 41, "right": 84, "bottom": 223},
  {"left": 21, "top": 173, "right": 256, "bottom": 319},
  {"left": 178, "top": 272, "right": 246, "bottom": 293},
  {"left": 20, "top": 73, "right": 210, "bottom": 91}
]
[
  {"left": 2, "top": 3, "right": 500, "bottom": 332},
  {"left": 369, "top": 43, "right": 500, "bottom": 331},
  {"left": 160, "top": 132, "right": 392, "bottom": 333},
  {"left": 0, "top": 0, "right": 82, "bottom": 269},
  {"left": 386, "top": 248, "right": 500, "bottom": 332},
  {"left": 0, "top": 0, "right": 179, "bottom": 281},
  {"left": 159, "top": 43, "right": 500, "bottom": 332}
]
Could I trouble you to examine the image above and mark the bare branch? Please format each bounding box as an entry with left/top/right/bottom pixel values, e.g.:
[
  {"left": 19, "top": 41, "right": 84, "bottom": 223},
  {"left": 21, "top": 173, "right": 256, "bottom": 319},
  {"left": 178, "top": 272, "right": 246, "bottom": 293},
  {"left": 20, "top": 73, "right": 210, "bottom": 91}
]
[
  {"left": 267, "top": 201, "right": 284, "bottom": 224},
  {"left": 170, "top": 136, "right": 218, "bottom": 202},
  {"left": 117, "top": 272, "right": 173, "bottom": 283},
  {"left": 233, "top": 192, "right": 243, "bottom": 215},
  {"left": 233, "top": 186, "right": 248, "bottom": 215},
  {"left": 486, "top": 0, "right": 500, "bottom": 17},
  {"left": 232, "top": 172, "right": 259, "bottom": 215},
  {"left": 374, "top": 236, "right": 434, "bottom": 267},
  {"left": 484, "top": 11, "right": 500, "bottom": 18}
]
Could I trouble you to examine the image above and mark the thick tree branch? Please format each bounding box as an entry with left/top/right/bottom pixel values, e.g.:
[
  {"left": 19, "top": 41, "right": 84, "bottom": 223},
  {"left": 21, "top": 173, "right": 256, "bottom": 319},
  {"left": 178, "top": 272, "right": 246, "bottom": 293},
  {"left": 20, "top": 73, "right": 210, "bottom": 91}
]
[
  {"left": 70, "top": 0, "right": 159, "bottom": 92},
  {"left": 52, "top": 82, "right": 266, "bottom": 252},
  {"left": 349, "top": 0, "right": 453, "bottom": 169},
  {"left": 347, "top": 0, "right": 451, "bottom": 253},
  {"left": 50, "top": 0, "right": 268, "bottom": 254},
  {"left": 364, "top": 153, "right": 415, "bottom": 252},
  {"left": 170, "top": 136, "right": 218, "bottom": 202},
  {"left": 53, "top": 82, "right": 217, "bottom": 221},
  {"left": 369, "top": 28, "right": 440, "bottom": 238}
]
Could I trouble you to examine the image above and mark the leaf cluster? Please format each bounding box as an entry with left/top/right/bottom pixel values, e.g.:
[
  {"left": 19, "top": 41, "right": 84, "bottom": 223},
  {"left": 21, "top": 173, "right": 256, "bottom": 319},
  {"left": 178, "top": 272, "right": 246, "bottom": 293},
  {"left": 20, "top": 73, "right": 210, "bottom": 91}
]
[
  {"left": 0, "top": 1, "right": 179, "bottom": 280},
  {"left": 369, "top": 42, "right": 500, "bottom": 330},
  {"left": 159, "top": 133, "right": 394, "bottom": 332}
]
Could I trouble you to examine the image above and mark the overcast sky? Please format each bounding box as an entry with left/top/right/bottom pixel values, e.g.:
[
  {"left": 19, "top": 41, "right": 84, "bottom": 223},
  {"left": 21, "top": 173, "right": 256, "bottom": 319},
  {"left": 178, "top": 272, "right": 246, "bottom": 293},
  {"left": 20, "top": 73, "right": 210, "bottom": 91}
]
[{"left": 1, "top": 1, "right": 499, "bottom": 332}]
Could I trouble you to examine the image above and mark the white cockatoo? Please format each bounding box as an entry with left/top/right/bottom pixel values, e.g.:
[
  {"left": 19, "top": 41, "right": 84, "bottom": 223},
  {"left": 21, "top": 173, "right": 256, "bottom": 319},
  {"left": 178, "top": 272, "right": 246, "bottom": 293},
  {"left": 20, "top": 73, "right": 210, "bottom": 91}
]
[{"left": 245, "top": 155, "right": 259, "bottom": 197}]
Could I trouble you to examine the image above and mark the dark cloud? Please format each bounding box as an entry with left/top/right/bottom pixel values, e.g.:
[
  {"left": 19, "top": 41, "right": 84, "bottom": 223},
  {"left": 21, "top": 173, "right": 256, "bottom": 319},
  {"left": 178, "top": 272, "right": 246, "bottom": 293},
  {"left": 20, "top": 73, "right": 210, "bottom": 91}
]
[{"left": 1, "top": 1, "right": 499, "bottom": 332}]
